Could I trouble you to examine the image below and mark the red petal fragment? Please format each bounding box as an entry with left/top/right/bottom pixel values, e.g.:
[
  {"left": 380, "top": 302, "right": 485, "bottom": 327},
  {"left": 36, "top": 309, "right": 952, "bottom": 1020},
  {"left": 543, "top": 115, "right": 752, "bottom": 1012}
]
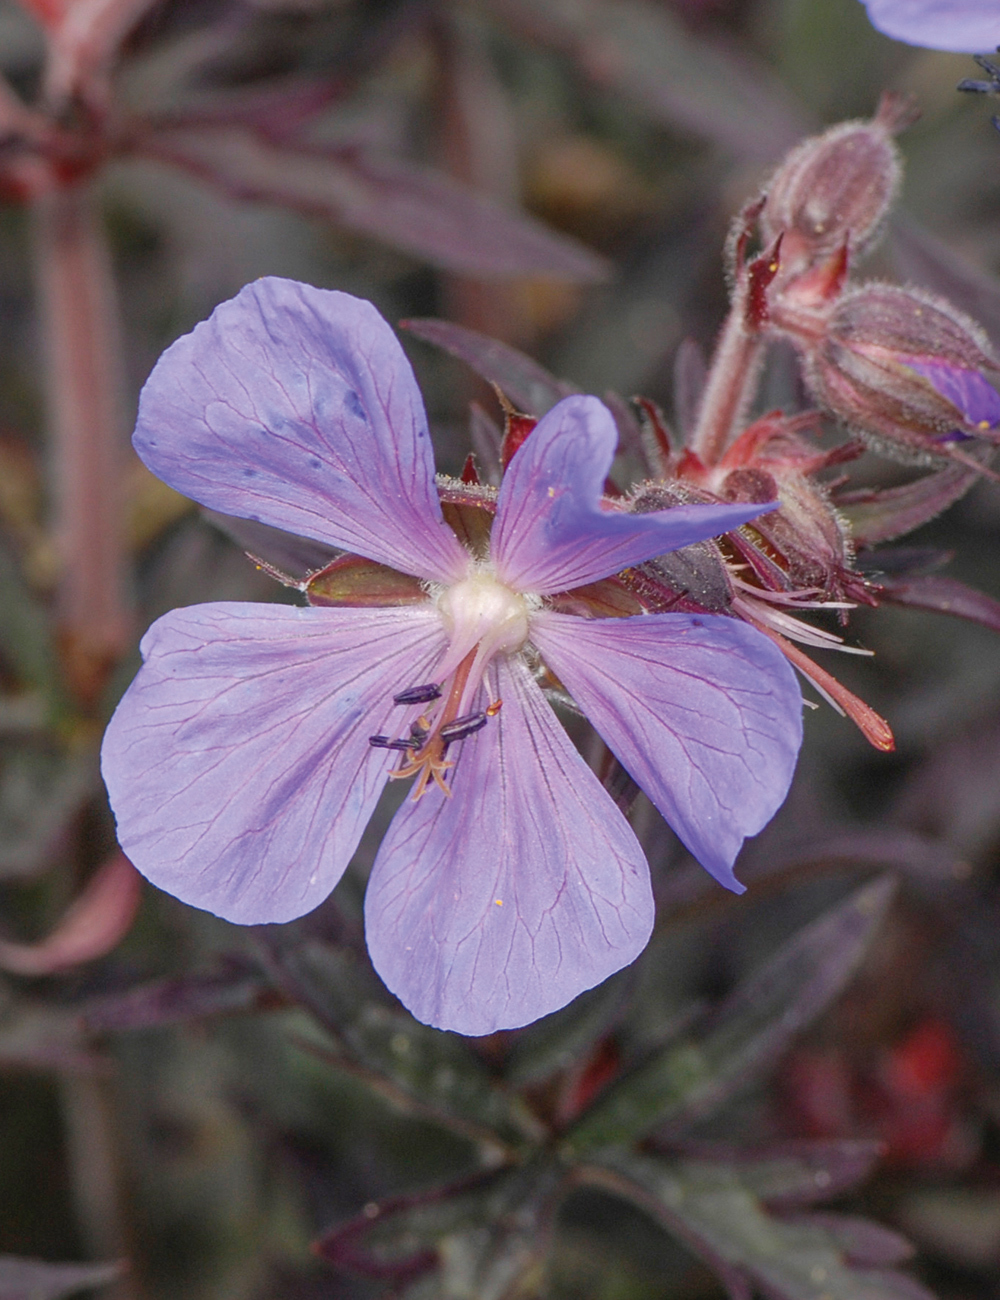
[{"left": 0, "top": 851, "right": 141, "bottom": 976}]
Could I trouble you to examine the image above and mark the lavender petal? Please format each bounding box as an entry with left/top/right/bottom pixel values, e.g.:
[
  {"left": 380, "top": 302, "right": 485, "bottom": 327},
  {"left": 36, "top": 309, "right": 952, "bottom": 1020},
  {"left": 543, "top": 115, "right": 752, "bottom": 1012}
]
[
  {"left": 530, "top": 611, "right": 803, "bottom": 890},
  {"left": 904, "top": 357, "right": 1000, "bottom": 428},
  {"left": 861, "top": 0, "right": 1000, "bottom": 53},
  {"left": 364, "top": 655, "right": 654, "bottom": 1035},
  {"left": 491, "top": 395, "right": 778, "bottom": 595},
  {"left": 101, "top": 602, "right": 446, "bottom": 924},
  {"left": 133, "top": 279, "right": 468, "bottom": 583}
]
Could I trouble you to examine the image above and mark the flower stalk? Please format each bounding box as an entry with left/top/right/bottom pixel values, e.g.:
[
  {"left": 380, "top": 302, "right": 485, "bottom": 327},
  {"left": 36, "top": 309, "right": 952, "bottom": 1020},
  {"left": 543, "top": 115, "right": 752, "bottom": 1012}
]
[{"left": 33, "top": 176, "right": 131, "bottom": 706}]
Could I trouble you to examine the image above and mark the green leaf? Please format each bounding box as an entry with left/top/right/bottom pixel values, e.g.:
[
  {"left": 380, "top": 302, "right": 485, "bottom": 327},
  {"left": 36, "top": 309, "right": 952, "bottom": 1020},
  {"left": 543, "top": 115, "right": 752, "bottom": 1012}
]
[
  {"left": 565, "top": 878, "right": 895, "bottom": 1153},
  {"left": 580, "top": 1152, "right": 934, "bottom": 1300},
  {"left": 729, "top": 1141, "right": 885, "bottom": 1208},
  {"left": 504, "top": 970, "right": 630, "bottom": 1088},
  {"left": 317, "top": 1160, "right": 563, "bottom": 1300},
  {"left": 255, "top": 929, "right": 540, "bottom": 1147}
]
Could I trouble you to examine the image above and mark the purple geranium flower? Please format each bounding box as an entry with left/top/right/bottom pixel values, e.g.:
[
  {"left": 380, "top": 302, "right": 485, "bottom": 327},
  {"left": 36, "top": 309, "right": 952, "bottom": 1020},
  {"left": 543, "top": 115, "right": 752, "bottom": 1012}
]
[
  {"left": 101, "top": 278, "right": 803, "bottom": 1035},
  {"left": 859, "top": 0, "right": 1000, "bottom": 52}
]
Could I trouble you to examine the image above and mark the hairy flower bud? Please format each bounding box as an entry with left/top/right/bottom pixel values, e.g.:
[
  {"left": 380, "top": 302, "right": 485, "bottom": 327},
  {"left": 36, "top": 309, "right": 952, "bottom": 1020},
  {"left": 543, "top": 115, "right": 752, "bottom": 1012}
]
[
  {"left": 759, "top": 95, "right": 913, "bottom": 288},
  {"left": 677, "top": 414, "right": 865, "bottom": 602},
  {"left": 801, "top": 283, "right": 1000, "bottom": 466}
]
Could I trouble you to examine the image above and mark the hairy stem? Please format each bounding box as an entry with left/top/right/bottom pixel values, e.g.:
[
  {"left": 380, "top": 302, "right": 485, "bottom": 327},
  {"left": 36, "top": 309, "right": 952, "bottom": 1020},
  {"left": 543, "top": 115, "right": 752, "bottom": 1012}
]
[{"left": 688, "top": 297, "right": 763, "bottom": 466}]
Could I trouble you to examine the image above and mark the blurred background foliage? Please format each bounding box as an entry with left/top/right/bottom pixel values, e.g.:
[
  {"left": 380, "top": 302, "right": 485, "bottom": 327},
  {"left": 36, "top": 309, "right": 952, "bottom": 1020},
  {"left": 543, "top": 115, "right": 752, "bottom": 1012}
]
[{"left": 1, "top": 1, "right": 1000, "bottom": 1298}]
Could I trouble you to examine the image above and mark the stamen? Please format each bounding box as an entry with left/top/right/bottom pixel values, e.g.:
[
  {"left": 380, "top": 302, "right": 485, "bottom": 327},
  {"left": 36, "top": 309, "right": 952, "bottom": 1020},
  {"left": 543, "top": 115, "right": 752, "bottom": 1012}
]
[
  {"left": 485, "top": 699, "right": 503, "bottom": 717},
  {"left": 439, "top": 712, "right": 488, "bottom": 744},
  {"left": 369, "top": 735, "right": 418, "bottom": 751},
  {"left": 393, "top": 683, "right": 442, "bottom": 705}
]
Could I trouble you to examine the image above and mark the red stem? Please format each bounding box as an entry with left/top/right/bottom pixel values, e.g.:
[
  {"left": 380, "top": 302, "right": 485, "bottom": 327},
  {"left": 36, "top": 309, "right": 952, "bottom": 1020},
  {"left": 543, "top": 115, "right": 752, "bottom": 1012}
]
[
  {"left": 688, "top": 291, "right": 763, "bottom": 467},
  {"left": 33, "top": 176, "right": 131, "bottom": 704}
]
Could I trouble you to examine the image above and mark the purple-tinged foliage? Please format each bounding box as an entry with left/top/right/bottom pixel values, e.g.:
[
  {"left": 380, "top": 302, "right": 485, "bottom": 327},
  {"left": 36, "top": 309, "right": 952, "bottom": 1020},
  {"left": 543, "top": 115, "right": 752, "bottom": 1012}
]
[
  {"left": 102, "top": 278, "right": 803, "bottom": 1035},
  {"left": 0, "top": 1255, "right": 122, "bottom": 1300},
  {"left": 859, "top": 1, "right": 1000, "bottom": 52}
]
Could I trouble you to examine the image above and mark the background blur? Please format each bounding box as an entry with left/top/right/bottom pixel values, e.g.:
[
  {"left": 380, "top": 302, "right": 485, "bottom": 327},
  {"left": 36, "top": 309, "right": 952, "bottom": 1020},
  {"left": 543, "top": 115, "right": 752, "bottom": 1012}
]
[{"left": 1, "top": 1, "right": 1000, "bottom": 1298}]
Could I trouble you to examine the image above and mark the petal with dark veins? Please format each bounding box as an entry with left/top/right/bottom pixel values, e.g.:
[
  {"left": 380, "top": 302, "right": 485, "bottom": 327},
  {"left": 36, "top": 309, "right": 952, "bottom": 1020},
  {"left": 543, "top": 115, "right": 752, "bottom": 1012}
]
[
  {"left": 530, "top": 611, "right": 803, "bottom": 891},
  {"left": 365, "top": 655, "right": 653, "bottom": 1035},
  {"left": 102, "top": 602, "right": 446, "bottom": 924},
  {"left": 133, "top": 279, "right": 468, "bottom": 583}
]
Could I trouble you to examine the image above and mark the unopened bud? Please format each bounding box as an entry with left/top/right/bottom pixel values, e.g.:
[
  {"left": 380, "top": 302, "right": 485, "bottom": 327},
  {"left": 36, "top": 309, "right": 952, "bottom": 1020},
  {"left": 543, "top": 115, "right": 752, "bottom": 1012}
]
[
  {"left": 759, "top": 94, "right": 914, "bottom": 287},
  {"left": 802, "top": 282, "right": 1000, "bottom": 464}
]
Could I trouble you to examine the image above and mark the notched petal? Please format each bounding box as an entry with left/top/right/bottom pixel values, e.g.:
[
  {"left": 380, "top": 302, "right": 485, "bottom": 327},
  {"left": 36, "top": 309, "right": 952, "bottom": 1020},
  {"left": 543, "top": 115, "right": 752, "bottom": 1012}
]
[{"left": 101, "top": 602, "right": 446, "bottom": 925}]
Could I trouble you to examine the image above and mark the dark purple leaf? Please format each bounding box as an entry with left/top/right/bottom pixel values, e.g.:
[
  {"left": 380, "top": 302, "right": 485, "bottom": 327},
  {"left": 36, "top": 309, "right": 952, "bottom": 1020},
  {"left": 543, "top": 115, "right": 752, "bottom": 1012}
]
[
  {"left": 836, "top": 462, "right": 985, "bottom": 545},
  {"left": 779, "top": 1215, "right": 914, "bottom": 1267},
  {"left": 890, "top": 715, "right": 1000, "bottom": 859},
  {"left": 468, "top": 402, "right": 502, "bottom": 485},
  {"left": 487, "top": 0, "right": 809, "bottom": 161},
  {"left": 855, "top": 548, "right": 952, "bottom": 577},
  {"left": 152, "top": 76, "right": 346, "bottom": 136},
  {"left": 79, "top": 963, "right": 274, "bottom": 1033},
  {"left": 602, "top": 388, "right": 644, "bottom": 462},
  {"left": 402, "top": 317, "right": 578, "bottom": 414},
  {"left": 566, "top": 879, "right": 895, "bottom": 1153},
  {"left": 674, "top": 337, "right": 709, "bottom": 440},
  {"left": 0, "top": 1256, "right": 121, "bottom": 1300},
  {"left": 504, "top": 968, "right": 633, "bottom": 1087},
  {"left": 735, "top": 827, "right": 970, "bottom": 892},
  {"left": 141, "top": 127, "right": 609, "bottom": 280},
  {"left": 317, "top": 1162, "right": 563, "bottom": 1295},
  {"left": 876, "top": 574, "right": 1000, "bottom": 633},
  {"left": 202, "top": 510, "right": 341, "bottom": 581}
]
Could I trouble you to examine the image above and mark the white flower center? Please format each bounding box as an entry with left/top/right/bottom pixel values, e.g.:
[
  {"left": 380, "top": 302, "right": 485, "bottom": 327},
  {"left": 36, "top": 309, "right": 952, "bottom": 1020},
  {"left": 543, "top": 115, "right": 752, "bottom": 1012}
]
[
  {"left": 369, "top": 570, "right": 533, "bottom": 800},
  {"left": 435, "top": 569, "right": 530, "bottom": 661}
]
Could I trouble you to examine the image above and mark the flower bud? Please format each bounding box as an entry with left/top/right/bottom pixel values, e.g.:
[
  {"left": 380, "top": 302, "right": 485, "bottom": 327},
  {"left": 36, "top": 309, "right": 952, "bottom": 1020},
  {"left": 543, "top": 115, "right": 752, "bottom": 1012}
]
[
  {"left": 759, "top": 94, "right": 913, "bottom": 286},
  {"left": 672, "top": 414, "right": 864, "bottom": 600},
  {"left": 801, "top": 282, "right": 1000, "bottom": 465}
]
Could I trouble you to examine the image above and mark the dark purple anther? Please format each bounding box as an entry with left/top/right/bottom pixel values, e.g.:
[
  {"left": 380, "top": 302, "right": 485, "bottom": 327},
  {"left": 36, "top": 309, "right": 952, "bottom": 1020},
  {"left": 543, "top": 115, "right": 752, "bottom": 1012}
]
[
  {"left": 393, "top": 683, "right": 442, "bottom": 705},
  {"left": 439, "top": 713, "right": 489, "bottom": 744},
  {"left": 369, "top": 735, "right": 418, "bottom": 751}
]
